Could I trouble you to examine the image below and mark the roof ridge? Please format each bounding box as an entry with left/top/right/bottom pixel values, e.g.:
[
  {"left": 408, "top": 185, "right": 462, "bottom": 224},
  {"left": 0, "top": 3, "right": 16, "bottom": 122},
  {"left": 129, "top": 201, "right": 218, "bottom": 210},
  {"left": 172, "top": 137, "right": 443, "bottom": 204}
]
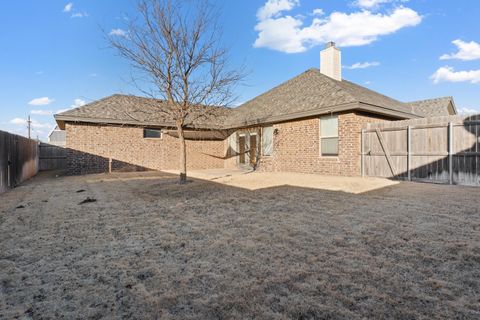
[
  {"left": 56, "top": 94, "right": 119, "bottom": 116},
  {"left": 111, "top": 94, "right": 231, "bottom": 110},
  {"left": 234, "top": 68, "right": 351, "bottom": 110},
  {"left": 309, "top": 69, "right": 359, "bottom": 104},
  {"left": 408, "top": 96, "right": 453, "bottom": 103}
]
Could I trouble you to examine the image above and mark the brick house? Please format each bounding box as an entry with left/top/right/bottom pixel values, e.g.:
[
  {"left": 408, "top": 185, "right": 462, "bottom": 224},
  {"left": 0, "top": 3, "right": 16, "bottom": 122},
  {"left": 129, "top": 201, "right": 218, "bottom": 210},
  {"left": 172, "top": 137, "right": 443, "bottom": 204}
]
[{"left": 55, "top": 43, "right": 457, "bottom": 176}]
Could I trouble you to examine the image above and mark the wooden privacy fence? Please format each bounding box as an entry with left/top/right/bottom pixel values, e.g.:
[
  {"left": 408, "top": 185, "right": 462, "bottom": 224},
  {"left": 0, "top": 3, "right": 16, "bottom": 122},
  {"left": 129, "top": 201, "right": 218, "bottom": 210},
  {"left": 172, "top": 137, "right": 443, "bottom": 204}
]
[
  {"left": 362, "top": 115, "right": 480, "bottom": 186},
  {"left": 39, "top": 143, "right": 66, "bottom": 171},
  {"left": 0, "top": 130, "right": 39, "bottom": 193}
]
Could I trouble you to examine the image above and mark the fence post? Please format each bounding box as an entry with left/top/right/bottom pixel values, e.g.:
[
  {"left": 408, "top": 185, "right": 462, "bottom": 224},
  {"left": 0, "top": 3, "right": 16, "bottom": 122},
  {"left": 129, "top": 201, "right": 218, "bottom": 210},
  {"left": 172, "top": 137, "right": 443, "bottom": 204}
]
[
  {"left": 361, "top": 129, "right": 365, "bottom": 177},
  {"left": 7, "top": 152, "right": 11, "bottom": 188},
  {"left": 448, "top": 122, "right": 453, "bottom": 185},
  {"left": 407, "top": 126, "right": 411, "bottom": 181}
]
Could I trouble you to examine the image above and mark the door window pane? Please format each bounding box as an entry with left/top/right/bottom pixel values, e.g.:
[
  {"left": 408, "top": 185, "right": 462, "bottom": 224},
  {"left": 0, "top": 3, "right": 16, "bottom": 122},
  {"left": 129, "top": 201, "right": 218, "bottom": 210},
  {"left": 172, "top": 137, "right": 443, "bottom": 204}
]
[
  {"left": 262, "top": 126, "right": 274, "bottom": 156},
  {"left": 227, "top": 133, "right": 237, "bottom": 156}
]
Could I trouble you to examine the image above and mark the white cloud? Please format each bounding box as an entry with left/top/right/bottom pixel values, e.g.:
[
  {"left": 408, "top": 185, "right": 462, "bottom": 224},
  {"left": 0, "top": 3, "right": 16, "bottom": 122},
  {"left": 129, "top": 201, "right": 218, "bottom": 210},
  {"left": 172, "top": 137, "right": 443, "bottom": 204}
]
[
  {"left": 355, "top": 0, "right": 410, "bottom": 9},
  {"left": 312, "top": 8, "right": 324, "bottom": 16},
  {"left": 440, "top": 39, "right": 480, "bottom": 61},
  {"left": 458, "top": 107, "right": 480, "bottom": 116},
  {"left": 56, "top": 98, "right": 87, "bottom": 114},
  {"left": 31, "top": 110, "right": 53, "bottom": 116},
  {"left": 64, "top": 3, "right": 73, "bottom": 13},
  {"left": 28, "top": 97, "right": 54, "bottom": 106},
  {"left": 109, "top": 28, "right": 128, "bottom": 37},
  {"left": 64, "top": 2, "right": 87, "bottom": 18},
  {"left": 72, "top": 98, "right": 86, "bottom": 107},
  {"left": 71, "top": 12, "right": 88, "bottom": 18},
  {"left": 344, "top": 61, "right": 380, "bottom": 69},
  {"left": 254, "top": 16, "right": 304, "bottom": 53},
  {"left": 355, "top": 0, "right": 391, "bottom": 8},
  {"left": 431, "top": 66, "right": 480, "bottom": 84},
  {"left": 9, "top": 118, "right": 53, "bottom": 129},
  {"left": 254, "top": 1, "right": 422, "bottom": 53},
  {"left": 10, "top": 118, "right": 26, "bottom": 125},
  {"left": 257, "top": 0, "right": 299, "bottom": 20}
]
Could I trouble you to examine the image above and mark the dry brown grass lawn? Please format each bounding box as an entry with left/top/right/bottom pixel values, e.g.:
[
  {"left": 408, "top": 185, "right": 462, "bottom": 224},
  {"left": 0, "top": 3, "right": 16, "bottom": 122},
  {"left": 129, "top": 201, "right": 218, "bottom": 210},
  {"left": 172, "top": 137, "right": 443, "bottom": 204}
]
[{"left": 0, "top": 171, "right": 479, "bottom": 319}]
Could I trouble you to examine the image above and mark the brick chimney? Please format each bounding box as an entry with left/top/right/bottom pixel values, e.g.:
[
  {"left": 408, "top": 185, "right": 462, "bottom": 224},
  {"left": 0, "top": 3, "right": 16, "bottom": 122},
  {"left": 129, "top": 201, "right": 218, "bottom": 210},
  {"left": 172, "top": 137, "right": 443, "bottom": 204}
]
[{"left": 320, "top": 42, "right": 342, "bottom": 81}]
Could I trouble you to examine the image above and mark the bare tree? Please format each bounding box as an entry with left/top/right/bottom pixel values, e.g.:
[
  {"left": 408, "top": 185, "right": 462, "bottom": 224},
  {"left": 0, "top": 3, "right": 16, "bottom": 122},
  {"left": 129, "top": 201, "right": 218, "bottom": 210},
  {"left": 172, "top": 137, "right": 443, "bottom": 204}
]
[{"left": 108, "top": 0, "right": 244, "bottom": 183}]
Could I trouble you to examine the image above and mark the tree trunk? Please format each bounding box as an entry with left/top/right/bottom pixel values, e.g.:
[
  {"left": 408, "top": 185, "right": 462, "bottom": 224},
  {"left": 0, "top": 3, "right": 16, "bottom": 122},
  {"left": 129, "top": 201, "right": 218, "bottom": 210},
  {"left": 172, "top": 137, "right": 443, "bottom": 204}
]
[{"left": 177, "top": 124, "right": 187, "bottom": 184}]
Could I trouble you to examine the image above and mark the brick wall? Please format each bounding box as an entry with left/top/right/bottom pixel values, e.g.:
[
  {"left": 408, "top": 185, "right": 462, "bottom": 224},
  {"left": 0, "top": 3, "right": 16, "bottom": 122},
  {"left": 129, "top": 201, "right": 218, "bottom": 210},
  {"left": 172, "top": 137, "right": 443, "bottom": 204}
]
[
  {"left": 66, "top": 112, "right": 392, "bottom": 176},
  {"left": 256, "top": 112, "right": 392, "bottom": 176},
  {"left": 66, "top": 123, "right": 226, "bottom": 175}
]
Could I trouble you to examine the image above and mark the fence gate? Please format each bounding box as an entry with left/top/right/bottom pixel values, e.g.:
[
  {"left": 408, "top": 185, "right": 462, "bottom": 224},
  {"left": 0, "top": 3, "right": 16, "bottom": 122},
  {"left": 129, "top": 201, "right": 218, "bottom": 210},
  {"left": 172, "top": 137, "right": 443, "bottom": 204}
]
[
  {"left": 362, "top": 115, "right": 480, "bottom": 186},
  {"left": 0, "top": 130, "right": 39, "bottom": 193},
  {"left": 39, "top": 143, "right": 67, "bottom": 171}
]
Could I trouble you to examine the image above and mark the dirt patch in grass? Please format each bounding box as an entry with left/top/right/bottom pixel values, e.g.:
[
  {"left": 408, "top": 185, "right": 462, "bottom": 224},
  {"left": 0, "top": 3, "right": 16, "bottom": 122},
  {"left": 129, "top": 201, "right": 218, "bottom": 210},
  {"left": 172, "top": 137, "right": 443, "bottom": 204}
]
[{"left": 0, "top": 171, "right": 479, "bottom": 319}]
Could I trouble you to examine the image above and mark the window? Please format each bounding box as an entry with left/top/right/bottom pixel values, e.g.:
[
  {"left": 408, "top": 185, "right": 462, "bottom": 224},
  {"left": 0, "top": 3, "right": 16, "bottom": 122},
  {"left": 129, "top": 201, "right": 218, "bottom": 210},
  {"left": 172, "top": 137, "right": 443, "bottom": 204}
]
[
  {"left": 143, "top": 128, "right": 162, "bottom": 139},
  {"left": 262, "top": 126, "right": 274, "bottom": 156},
  {"left": 320, "top": 115, "right": 338, "bottom": 156}
]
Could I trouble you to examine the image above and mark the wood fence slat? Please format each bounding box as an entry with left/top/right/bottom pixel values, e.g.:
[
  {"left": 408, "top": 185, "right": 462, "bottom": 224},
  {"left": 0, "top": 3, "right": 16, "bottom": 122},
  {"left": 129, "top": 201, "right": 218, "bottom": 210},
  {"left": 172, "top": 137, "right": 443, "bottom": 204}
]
[
  {"left": 363, "top": 116, "right": 480, "bottom": 186},
  {"left": 449, "top": 122, "right": 453, "bottom": 184},
  {"left": 375, "top": 128, "right": 397, "bottom": 177},
  {"left": 361, "top": 129, "right": 365, "bottom": 177},
  {"left": 39, "top": 143, "right": 67, "bottom": 171},
  {"left": 0, "top": 130, "right": 39, "bottom": 193}
]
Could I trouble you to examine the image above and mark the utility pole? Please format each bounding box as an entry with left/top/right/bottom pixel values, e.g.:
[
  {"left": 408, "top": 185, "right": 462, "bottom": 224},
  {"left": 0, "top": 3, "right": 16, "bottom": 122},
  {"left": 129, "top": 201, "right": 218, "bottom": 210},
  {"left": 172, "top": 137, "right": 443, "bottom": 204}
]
[{"left": 27, "top": 115, "right": 32, "bottom": 139}]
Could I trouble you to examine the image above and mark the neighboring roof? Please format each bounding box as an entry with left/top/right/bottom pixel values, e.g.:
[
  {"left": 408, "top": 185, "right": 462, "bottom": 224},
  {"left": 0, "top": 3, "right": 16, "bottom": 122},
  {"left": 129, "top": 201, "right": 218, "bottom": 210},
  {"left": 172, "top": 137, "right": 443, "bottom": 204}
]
[
  {"left": 224, "top": 69, "right": 420, "bottom": 127},
  {"left": 407, "top": 97, "right": 457, "bottom": 117},
  {"left": 55, "top": 94, "right": 231, "bottom": 130},
  {"left": 55, "top": 69, "right": 456, "bottom": 130}
]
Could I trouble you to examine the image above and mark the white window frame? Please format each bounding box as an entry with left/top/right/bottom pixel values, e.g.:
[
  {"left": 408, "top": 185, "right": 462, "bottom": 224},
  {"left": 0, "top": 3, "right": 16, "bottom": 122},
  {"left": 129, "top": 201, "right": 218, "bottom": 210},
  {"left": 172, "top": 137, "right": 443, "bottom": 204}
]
[{"left": 319, "top": 115, "right": 339, "bottom": 157}]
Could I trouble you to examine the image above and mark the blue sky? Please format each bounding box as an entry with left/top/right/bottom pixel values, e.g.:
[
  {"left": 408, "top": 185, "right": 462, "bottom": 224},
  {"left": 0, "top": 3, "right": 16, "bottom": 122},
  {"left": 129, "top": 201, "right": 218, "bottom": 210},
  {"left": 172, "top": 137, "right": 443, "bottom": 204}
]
[{"left": 1, "top": 0, "right": 479, "bottom": 140}]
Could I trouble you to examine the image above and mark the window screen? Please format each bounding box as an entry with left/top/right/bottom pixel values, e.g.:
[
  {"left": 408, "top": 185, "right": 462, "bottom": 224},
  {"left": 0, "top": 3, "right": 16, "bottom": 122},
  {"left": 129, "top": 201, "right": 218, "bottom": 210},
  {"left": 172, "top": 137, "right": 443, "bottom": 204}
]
[
  {"left": 143, "top": 128, "right": 162, "bottom": 139},
  {"left": 320, "top": 115, "right": 338, "bottom": 156},
  {"left": 262, "top": 126, "right": 274, "bottom": 156}
]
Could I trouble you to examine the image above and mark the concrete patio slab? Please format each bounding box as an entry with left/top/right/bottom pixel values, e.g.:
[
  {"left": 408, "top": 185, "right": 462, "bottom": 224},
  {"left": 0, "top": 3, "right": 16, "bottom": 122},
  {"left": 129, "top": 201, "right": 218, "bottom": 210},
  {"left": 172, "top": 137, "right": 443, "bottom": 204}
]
[{"left": 165, "top": 169, "right": 399, "bottom": 194}]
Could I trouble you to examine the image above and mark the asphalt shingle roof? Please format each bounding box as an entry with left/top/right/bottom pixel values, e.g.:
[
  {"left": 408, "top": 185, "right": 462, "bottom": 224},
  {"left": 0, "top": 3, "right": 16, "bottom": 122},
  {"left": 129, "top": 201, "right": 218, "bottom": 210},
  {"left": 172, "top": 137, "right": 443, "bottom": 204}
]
[
  {"left": 407, "top": 97, "right": 455, "bottom": 117},
  {"left": 224, "top": 69, "right": 420, "bottom": 127},
  {"left": 56, "top": 94, "right": 230, "bottom": 129},
  {"left": 56, "top": 68, "right": 456, "bottom": 130}
]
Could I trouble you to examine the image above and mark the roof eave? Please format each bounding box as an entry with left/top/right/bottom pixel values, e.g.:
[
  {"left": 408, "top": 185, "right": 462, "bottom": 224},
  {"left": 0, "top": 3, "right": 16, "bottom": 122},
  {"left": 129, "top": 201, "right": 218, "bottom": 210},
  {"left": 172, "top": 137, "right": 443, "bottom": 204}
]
[
  {"left": 55, "top": 100, "right": 420, "bottom": 132},
  {"left": 54, "top": 114, "right": 222, "bottom": 130},
  {"left": 449, "top": 97, "right": 458, "bottom": 115},
  {"left": 225, "top": 102, "right": 419, "bottom": 129},
  {"left": 356, "top": 102, "right": 420, "bottom": 119},
  {"left": 55, "top": 114, "right": 175, "bottom": 130}
]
